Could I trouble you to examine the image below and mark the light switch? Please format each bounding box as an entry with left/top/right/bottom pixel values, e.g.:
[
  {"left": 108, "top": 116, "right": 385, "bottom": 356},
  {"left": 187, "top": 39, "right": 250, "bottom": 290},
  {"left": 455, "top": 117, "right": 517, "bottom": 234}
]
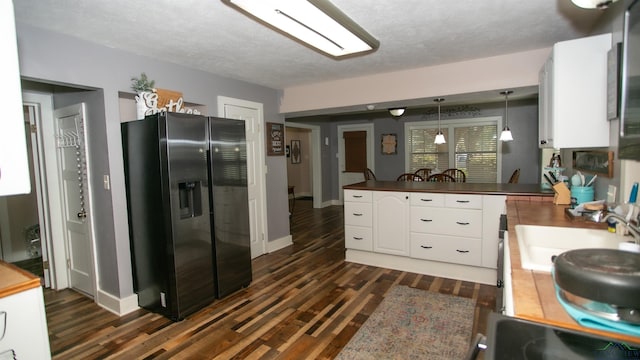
[{"left": 103, "top": 175, "right": 110, "bottom": 190}]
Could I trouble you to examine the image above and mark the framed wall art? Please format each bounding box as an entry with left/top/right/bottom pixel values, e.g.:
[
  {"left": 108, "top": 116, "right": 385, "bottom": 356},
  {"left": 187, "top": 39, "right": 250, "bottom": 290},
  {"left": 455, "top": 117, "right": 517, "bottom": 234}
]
[
  {"left": 291, "top": 140, "right": 301, "bottom": 164},
  {"left": 266, "top": 122, "right": 284, "bottom": 156},
  {"left": 381, "top": 133, "right": 397, "bottom": 155}
]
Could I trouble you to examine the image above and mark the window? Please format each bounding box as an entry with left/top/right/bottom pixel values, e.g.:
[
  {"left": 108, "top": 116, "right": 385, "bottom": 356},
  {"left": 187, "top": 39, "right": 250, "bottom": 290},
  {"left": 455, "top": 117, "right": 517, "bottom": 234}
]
[{"left": 405, "top": 117, "right": 501, "bottom": 183}]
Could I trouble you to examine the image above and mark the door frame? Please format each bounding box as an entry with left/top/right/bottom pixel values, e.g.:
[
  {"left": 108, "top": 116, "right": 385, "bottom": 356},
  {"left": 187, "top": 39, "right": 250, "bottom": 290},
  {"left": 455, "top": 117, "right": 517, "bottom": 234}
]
[
  {"left": 216, "top": 96, "right": 268, "bottom": 258},
  {"left": 337, "top": 123, "right": 375, "bottom": 203},
  {"left": 284, "top": 122, "right": 322, "bottom": 208},
  {"left": 22, "top": 91, "right": 66, "bottom": 288},
  {"left": 54, "top": 103, "right": 97, "bottom": 297}
]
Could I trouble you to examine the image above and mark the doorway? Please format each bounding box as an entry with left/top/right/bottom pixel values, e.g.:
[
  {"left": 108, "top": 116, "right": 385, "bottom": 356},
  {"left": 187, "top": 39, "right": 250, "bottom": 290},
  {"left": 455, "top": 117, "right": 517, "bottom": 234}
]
[
  {"left": 284, "top": 123, "right": 322, "bottom": 209},
  {"left": 0, "top": 105, "right": 44, "bottom": 280},
  {"left": 337, "top": 124, "right": 375, "bottom": 203},
  {"left": 2, "top": 90, "right": 99, "bottom": 299}
]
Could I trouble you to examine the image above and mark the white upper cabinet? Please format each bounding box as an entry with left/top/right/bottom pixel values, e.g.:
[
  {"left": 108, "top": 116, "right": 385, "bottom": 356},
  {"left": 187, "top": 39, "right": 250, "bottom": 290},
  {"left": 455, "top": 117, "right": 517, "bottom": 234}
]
[
  {"left": 538, "top": 33, "right": 612, "bottom": 149},
  {"left": 0, "top": 0, "right": 30, "bottom": 195}
]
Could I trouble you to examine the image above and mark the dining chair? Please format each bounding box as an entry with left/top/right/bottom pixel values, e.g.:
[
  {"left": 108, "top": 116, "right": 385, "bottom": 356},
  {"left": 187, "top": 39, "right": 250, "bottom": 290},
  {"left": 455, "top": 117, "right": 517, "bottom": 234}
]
[
  {"left": 426, "top": 173, "right": 456, "bottom": 182},
  {"left": 414, "top": 168, "right": 432, "bottom": 180},
  {"left": 442, "top": 168, "right": 466, "bottom": 182},
  {"left": 508, "top": 168, "right": 520, "bottom": 184},
  {"left": 364, "top": 168, "right": 377, "bottom": 180},
  {"left": 396, "top": 173, "right": 424, "bottom": 182}
]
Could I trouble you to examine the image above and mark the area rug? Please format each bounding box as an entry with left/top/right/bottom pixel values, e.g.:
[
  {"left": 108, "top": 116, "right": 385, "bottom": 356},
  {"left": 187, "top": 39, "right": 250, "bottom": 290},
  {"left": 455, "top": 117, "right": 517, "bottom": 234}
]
[{"left": 335, "top": 285, "right": 475, "bottom": 360}]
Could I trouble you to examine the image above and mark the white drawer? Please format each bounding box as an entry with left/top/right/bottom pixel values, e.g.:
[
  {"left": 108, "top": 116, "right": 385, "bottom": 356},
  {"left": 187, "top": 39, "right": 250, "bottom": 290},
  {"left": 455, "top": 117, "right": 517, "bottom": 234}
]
[
  {"left": 445, "top": 194, "right": 482, "bottom": 209},
  {"left": 410, "top": 207, "right": 482, "bottom": 238},
  {"left": 410, "top": 192, "right": 445, "bottom": 207},
  {"left": 344, "top": 190, "right": 372, "bottom": 203},
  {"left": 345, "top": 226, "right": 373, "bottom": 251},
  {"left": 344, "top": 202, "right": 372, "bottom": 227},
  {"left": 410, "top": 233, "right": 482, "bottom": 266}
]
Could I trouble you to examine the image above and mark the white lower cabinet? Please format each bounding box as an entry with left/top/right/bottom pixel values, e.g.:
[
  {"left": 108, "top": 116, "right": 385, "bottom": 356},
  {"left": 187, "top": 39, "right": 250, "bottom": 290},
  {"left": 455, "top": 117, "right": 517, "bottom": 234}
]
[
  {"left": 344, "top": 190, "right": 373, "bottom": 251},
  {"left": 373, "top": 191, "right": 410, "bottom": 256},
  {"left": 344, "top": 189, "right": 506, "bottom": 283},
  {"left": 0, "top": 287, "right": 51, "bottom": 359},
  {"left": 410, "top": 233, "right": 482, "bottom": 266}
]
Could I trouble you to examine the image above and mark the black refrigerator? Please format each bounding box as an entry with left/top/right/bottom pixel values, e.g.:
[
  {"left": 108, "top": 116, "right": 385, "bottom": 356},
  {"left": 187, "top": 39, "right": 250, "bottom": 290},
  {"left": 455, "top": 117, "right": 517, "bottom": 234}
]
[{"left": 122, "top": 112, "right": 252, "bottom": 321}]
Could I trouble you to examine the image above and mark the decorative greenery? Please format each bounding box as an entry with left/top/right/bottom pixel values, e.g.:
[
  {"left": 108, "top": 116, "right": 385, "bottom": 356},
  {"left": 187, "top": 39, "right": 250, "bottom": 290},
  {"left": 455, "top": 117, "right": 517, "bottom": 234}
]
[{"left": 130, "top": 72, "right": 155, "bottom": 93}]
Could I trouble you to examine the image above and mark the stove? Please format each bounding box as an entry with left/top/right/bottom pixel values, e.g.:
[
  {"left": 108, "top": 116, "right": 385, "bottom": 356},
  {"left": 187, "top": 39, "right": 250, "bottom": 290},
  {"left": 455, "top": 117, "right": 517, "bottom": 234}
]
[{"left": 481, "top": 313, "right": 640, "bottom": 359}]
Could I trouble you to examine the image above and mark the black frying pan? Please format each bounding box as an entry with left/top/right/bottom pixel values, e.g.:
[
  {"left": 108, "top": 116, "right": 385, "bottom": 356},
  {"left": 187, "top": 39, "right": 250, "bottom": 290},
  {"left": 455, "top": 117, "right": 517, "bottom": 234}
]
[{"left": 553, "top": 249, "right": 640, "bottom": 311}]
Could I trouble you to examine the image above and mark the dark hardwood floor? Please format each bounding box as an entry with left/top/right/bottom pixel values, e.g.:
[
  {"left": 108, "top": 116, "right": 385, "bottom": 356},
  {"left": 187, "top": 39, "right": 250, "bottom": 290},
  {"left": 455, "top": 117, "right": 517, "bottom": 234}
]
[{"left": 44, "top": 199, "right": 496, "bottom": 359}]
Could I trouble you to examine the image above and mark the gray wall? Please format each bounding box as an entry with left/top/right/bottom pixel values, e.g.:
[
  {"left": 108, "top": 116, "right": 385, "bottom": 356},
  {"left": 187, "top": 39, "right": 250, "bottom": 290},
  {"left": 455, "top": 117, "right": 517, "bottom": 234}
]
[
  {"left": 16, "top": 23, "right": 287, "bottom": 299},
  {"left": 291, "top": 98, "right": 541, "bottom": 201}
]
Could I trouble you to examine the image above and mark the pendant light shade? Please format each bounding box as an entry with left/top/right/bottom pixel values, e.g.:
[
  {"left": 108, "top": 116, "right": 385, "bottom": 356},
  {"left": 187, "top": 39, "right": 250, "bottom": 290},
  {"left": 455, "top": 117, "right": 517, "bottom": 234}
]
[
  {"left": 388, "top": 107, "right": 406, "bottom": 118},
  {"left": 571, "top": 0, "right": 618, "bottom": 9},
  {"left": 499, "top": 90, "right": 514, "bottom": 142},
  {"left": 434, "top": 98, "right": 446, "bottom": 144}
]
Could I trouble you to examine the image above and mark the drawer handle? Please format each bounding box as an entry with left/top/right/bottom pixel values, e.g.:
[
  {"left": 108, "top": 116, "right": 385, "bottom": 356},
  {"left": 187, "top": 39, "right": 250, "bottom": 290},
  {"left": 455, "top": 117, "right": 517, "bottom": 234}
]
[
  {"left": 420, "top": 218, "right": 433, "bottom": 222},
  {"left": 353, "top": 237, "right": 363, "bottom": 240},
  {"left": 456, "top": 249, "right": 470, "bottom": 253},
  {"left": 420, "top": 245, "right": 433, "bottom": 249},
  {"left": 420, "top": 198, "right": 433, "bottom": 202},
  {"left": 353, "top": 213, "right": 363, "bottom": 216},
  {"left": 353, "top": 195, "right": 363, "bottom": 198},
  {"left": 456, "top": 200, "right": 470, "bottom": 203},
  {"left": 456, "top": 221, "right": 470, "bottom": 225}
]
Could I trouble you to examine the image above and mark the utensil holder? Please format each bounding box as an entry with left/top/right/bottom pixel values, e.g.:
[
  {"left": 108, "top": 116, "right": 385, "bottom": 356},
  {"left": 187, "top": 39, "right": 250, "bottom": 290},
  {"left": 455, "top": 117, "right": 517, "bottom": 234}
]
[{"left": 552, "top": 182, "right": 571, "bottom": 205}]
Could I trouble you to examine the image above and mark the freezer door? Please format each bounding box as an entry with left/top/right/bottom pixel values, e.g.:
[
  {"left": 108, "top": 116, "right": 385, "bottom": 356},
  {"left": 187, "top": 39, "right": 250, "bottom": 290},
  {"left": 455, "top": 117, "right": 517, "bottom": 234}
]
[
  {"left": 165, "top": 113, "right": 216, "bottom": 319},
  {"left": 209, "top": 117, "right": 252, "bottom": 298}
]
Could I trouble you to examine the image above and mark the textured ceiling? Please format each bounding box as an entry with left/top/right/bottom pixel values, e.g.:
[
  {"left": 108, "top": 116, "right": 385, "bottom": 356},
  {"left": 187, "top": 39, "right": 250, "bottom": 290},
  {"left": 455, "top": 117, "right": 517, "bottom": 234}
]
[{"left": 13, "top": 0, "right": 604, "bottom": 92}]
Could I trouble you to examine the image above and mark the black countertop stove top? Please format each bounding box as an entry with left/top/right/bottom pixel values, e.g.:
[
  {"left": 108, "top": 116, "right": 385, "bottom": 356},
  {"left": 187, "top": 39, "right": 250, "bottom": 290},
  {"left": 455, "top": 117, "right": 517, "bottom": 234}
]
[{"left": 485, "top": 313, "right": 640, "bottom": 359}]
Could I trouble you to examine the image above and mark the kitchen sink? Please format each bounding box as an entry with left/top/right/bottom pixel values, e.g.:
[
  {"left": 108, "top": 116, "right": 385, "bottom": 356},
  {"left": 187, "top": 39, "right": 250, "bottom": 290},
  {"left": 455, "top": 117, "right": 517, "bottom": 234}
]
[{"left": 515, "top": 225, "right": 621, "bottom": 272}]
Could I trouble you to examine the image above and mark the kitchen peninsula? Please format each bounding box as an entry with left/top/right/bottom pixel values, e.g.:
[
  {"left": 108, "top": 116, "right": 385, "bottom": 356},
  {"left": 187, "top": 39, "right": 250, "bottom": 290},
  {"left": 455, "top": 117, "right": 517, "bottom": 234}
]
[{"left": 342, "top": 180, "right": 553, "bottom": 285}]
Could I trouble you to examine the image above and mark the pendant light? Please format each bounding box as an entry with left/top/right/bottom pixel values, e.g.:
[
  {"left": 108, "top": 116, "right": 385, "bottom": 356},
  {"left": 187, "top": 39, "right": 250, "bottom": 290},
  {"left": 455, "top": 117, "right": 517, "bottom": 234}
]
[
  {"left": 499, "top": 90, "right": 514, "bottom": 142},
  {"left": 434, "top": 98, "right": 446, "bottom": 144}
]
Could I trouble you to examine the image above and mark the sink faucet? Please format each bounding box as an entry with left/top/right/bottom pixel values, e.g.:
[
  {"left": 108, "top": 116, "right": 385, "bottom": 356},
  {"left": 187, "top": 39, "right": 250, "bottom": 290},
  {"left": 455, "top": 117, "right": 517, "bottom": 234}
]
[{"left": 602, "top": 213, "right": 640, "bottom": 244}]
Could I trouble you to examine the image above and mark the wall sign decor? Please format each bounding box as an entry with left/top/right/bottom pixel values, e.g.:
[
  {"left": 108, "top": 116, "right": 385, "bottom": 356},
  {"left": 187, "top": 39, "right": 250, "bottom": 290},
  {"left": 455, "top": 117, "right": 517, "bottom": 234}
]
[
  {"left": 266, "top": 122, "right": 284, "bottom": 156},
  {"left": 572, "top": 150, "right": 614, "bottom": 178},
  {"left": 291, "top": 140, "right": 301, "bottom": 164},
  {"left": 381, "top": 133, "right": 397, "bottom": 155}
]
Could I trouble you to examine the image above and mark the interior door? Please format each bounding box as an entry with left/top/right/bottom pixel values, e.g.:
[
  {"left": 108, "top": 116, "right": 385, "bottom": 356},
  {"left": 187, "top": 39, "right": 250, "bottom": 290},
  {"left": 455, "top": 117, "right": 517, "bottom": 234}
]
[
  {"left": 338, "top": 124, "right": 374, "bottom": 203},
  {"left": 217, "top": 97, "right": 267, "bottom": 259},
  {"left": 54, "top": 104, "right": 95, "bottom": 296}
]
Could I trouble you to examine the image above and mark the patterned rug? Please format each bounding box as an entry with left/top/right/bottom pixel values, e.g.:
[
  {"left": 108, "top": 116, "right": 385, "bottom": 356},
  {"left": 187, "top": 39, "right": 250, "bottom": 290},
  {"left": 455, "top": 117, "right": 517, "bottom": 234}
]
[{"left": 336, "top": 285, "right": 475, "bottom": 360}]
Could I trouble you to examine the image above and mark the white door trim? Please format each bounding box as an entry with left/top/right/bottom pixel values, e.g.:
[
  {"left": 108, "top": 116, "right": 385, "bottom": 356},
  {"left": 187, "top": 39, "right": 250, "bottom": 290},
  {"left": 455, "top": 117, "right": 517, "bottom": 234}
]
[
  {"left": 217, "top": 96, "right": 268, "bottom": 258},
  {"left": 337, "top": 123, "right": 375, "bottom": 203},
  {"left": 284, "top": 122, "right": 322, "bottom": 208},
  {"left": 22, "top": 91, "right": 67, "bottom": 289}
]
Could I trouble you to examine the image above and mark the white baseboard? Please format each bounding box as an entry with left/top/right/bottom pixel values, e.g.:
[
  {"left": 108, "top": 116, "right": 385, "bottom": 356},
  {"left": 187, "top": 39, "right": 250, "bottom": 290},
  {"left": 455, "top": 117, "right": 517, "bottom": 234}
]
[
  {"left": 96, "top": 289, "right": 139, "bottom": 316},
  {"left": 267, "top": 234, "right": 293, "bottom": 253},
  {"left": 321, "top": 199, "right": 341, "bottom": 207}
]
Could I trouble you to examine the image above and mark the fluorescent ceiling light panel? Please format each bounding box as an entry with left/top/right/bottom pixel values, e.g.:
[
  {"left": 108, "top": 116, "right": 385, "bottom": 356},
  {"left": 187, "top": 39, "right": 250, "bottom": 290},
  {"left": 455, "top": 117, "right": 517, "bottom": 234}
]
[{"left": 222, "top": 0, "right": 379, "bottom": 58}]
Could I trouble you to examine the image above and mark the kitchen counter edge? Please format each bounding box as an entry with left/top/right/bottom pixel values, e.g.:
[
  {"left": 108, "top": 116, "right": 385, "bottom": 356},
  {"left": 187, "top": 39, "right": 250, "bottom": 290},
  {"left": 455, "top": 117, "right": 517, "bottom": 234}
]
[
  {"left": 344, "top": 180, "right": 555, "bottom": 196},
  {"left": 506, "top": 199, "right": 640, "bottom": 344}
]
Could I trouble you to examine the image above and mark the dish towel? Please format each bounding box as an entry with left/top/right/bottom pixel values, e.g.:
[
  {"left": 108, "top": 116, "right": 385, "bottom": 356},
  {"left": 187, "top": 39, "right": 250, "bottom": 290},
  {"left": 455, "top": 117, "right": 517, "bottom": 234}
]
[{"left": 552, "top": 270, "right": 640, "bottom": 337}]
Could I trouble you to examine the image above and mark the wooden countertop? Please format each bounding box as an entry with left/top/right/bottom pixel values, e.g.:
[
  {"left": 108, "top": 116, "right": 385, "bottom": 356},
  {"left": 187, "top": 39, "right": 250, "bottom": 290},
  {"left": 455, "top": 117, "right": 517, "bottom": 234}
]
[
  {"left": 0, "top": 261, "right": 41, "bottom": 299},
  {"left": 507, "top": 199, "right": 640, "bottom": 343},
  {"left": 344, "top": 180, "right": 555, "bottom": 196}
]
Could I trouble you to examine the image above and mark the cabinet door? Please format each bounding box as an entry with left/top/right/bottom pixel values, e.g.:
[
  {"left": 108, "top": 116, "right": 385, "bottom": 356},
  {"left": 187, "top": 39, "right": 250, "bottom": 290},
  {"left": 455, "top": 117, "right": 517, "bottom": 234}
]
[
  {"left": 373, "top": 191, "right": 410, "bottom": 256},
  {"left": 0, "top": 1, "right": 30, "bottom": 196}
]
